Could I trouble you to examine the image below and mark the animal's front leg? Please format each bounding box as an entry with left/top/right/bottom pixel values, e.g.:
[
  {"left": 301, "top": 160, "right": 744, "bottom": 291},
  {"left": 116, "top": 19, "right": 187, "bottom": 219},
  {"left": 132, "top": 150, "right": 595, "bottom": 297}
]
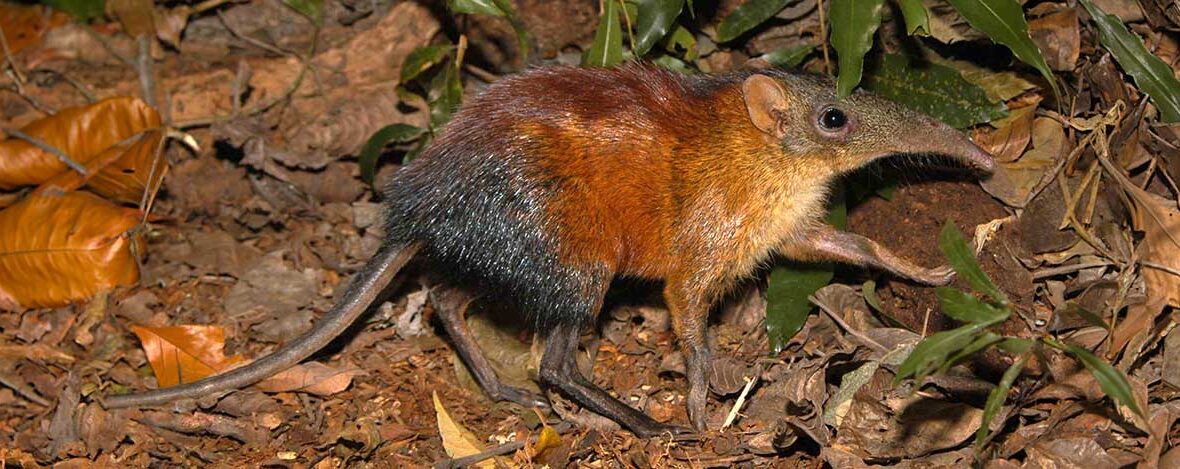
[
  {"left": 779, "top": 224, "right": 955, "bottom": 285},
  {"left": 664, "top": 274, "right": 717, "bottom": 432}
]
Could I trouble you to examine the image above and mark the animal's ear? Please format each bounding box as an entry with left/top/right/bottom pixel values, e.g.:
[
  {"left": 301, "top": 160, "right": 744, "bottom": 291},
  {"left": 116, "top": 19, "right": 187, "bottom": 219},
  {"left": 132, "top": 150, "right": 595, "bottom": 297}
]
[{"left": 742, "top": 74, "right": 790, "bottom": 137}]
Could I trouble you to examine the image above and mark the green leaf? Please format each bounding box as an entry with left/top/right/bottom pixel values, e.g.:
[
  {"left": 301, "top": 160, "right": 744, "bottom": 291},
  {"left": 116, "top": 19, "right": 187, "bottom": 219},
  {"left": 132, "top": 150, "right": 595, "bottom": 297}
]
[
  {"left": 1065, "top": 344, "right": 1143, "bottom": 417},
  {"left": 359, "top": 124, "right": 426, "bottom": 185},
  {"left": 897, "top": 0, "right": 930, "bottom": 35},
  {"left": 584, "top": 0, "right": 624, "bottom": 67},
  {"left": 448, "top": 0, "right": 505, "bottom": 16},
  {"left": 944, "top": 0, "right": 1057, "bottom": 95},
  {"left": 283, "top": 0, "right": 323, "bottom": 24},
  {"left": 633, "top": 0, "right": 684, "bottom": 56},
  {"left": 936, "top": 287, "right": 1009, "bottom": 324},
  {"left": 662, "top": 25, "right": 698, "bottom": 61},
  {"left": 830, "top": 0, "right": 886, "bottom": 98},
  {"left": 401, "top": 45, "right": 454, "bottom": 83},
  {"left": 428, "top": 61, "right": 463, "bottom": 129},
  {"left": 652, "top": 54, "right": 695, "bottom": 74},
  {"left": 862, "top": 280, "right": 882, "bottom": 311},
  {"left": 895, "top": 322, "right": 992, "bottom": 384},
  {"left": 1078, "top": 0, "right": 1180, "bottom": 123},
  {"left": 491, "top": 0, "right": 531, "bottom": 63},
  {"left": 940, "top": 331, "right": 1003, "bottom": 373},
  {"left": 767, "top": 194, "right": 847, "bottom": 353},
  {"left": 976, "top": 353, "right": 1028, "bottom": 446},
  {"left": 760, "top": 44, "right": 816, "bottom": 68},
  {"left": 42, "top": 0, "right": 105, "bottom": 21},
  {"left": 938, "top": 220, "right": 1008, "bottom": 305},
  {"left": 863, "top": 53, "right": 1007, "bottom": 129},
  {"left": 997, "top": 337, "right": 1034, "bottom": 355},
  {"left": 716, "top": 0, "right": 791, "bottom": 43}
]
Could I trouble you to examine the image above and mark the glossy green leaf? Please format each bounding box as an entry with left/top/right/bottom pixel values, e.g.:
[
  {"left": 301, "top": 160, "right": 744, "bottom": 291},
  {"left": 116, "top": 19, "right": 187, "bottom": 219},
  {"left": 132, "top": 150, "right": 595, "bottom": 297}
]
[
  {"left": 663, "top": 25, "right": 698, "bottom": 61},
  {"left": 863, "top": 53, "right": 1007, "bottom": 129},
  {"left": 830, "top": 0, "right": 886, "bottom": 98},
  {"left": 941, "top": 331, "right": 1003, "bottom": 373},
  {"left": 401, "top": 45, "right": 454, "bottom": 83},
  {"left": 898, "top": 0, "right": 930, "bottom": 35},
  {"left": 448, "top": 0, "right": 505, "bottom": 16},
  {"left": 1079, "top": 0, "right": 1180, "bottom": 123},
  {"left": 428, "top": 62, "right": 463, "bottom": 130},
  {"left": 936, "top": 287, "right": 1009, "bottom": 324},
  {"left": 716, "top": 0, "right": 791, "bottom": 43},
  {"left": 767, "top": 194, "right": 846, "bottom": 353},
  {"left": 944, "top": 0, "right": 1057, "bottom": 95},
  {"left": 283, "top": 0, "right": 323, "bottom": 24},
  {"left": 358, "top": 124, "right": 426, "bottom": 185},
  {"left": 976, "top": 353, "right": 1027, "bottom": 446},
  {"left": 938, "top": 220, "right": 1008, "bottom": 305},
  {"left": 1065, "top": 344, "right": 1143, "bottom": 417},
  {"left": 895, "top": 322, "right": 992, "bottom": 384},
  {"left": 634, "top": 0, "right": 684, "bottom": 56},
  {"left": 584, "top": 0, "right": 624, "bottom": 67},
  {"left": 760, "top": 44, "right": 816, "bottom": 68}
]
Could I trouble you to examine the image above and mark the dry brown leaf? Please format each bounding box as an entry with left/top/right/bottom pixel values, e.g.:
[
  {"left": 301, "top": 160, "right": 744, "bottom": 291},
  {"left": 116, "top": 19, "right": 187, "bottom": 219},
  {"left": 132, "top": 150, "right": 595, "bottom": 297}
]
[
  {"left": 0, "top": 97, "right": 163, "bottom": 194},
  {"left": 0, "top": 192, "right": 142, "bottom": 310},
  {"left": 981, "top": 117, "right": 1064, "bottom": 207},
  {"left": 974, "top": 105, "right": 1036, "bottom": 163},
  {"left": 1106, "top": 188, "right": 1180, "bottom": 358},
  {"left": 1029, "top": 9, "right": 1081, "bottom": 71},
  {"left": 433, "top": 391, "right": 497, "bottom": 469},
  {"left": 0, "top": 3, "right": 68, "bottom": 56},
  {"left": 256, "top": 362, "right": 365, "bottom": 397},
  {"left": 129, "top": 325, "right": 247, "bottom": 388}
]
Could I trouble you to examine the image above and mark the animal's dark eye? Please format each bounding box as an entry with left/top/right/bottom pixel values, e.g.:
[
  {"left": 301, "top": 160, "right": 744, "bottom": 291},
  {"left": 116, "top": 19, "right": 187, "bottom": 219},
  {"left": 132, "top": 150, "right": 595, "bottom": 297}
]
[{"left": 819, "top": 107, "right": 848, "bottom": 130}]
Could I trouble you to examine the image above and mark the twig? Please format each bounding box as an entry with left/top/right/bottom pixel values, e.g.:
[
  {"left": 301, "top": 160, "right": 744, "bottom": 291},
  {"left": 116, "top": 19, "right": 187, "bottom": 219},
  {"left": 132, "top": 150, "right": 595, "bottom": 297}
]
[
  {"left": 217, "top": 10, "right": 291, "bottom": 56},
  {"left": 0, "top": 371, "right": 50, "bottom": 407},
  {"left": 1031, "top": 260, "right": 1113, "bottom": 279},
  {"left": 463, "top": 64, "right": 499, "bottom": 84},
  {"left": 28, "top": 68, "right": 94, "bottom": 104},
  {"left": 434, "top": 422, "right": 573, "bottom": 469},
  {"left": 136, "top": 35, "right": 158, "bottom": 110},
  {"left": 722, "top": 363, "right": 762, "bottom": 429},
  {"left": 0, "top": 24, "right": 26, "bottom": 84},
  {"left": 1142, "top": 261, "right": 1180, "bottom": 278},
  {"left": 1, "top": 127, "right": 87, "bottom": 174},
  {"left": 811, "top": 294, "right": 888, "bottom": 353}
]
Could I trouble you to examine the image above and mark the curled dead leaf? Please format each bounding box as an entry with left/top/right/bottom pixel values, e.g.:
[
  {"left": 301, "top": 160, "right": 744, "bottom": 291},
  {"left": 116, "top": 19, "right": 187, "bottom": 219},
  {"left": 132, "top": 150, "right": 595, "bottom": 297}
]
[{"left": 0, "top": 191, "right": 142, "bottom": 309}]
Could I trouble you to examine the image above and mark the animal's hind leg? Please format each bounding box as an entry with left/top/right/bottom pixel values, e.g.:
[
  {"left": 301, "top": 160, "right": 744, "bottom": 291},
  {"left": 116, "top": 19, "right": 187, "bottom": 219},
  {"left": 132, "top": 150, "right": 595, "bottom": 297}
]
[
  {"left": 539, "top": 319, "right": 691, "bottom": 437},
  {"left": 431, "top": 287, "right": 549, "bottom": 409}
]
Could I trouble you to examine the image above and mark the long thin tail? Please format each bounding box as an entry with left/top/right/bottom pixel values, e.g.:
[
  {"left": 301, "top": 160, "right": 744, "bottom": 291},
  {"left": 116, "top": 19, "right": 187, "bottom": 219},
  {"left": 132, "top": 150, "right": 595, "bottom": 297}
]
[{"left": 102, "top": 241, "right": 421, "bottom": 408}]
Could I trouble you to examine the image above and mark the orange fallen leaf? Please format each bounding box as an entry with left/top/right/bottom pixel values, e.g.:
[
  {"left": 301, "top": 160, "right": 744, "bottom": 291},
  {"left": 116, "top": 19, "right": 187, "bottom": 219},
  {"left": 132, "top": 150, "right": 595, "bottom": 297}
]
[
  {"left": 128, "top": 325, "right": 247, "bottom": 388},
  {"left": 0, "top": 4, "right": 68, "bottom": 56},
  {"left": 256, "top": 362, "right": 365, "bottom": 396},
  {"left": 34, "top": 129, "right": 166, "bottom": 205},
  {"left": 0, "top": 97, "right": 165, "bottom": 202},
  {"left": 0, "top": 191, "right": 142, "bottom": 310}
]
